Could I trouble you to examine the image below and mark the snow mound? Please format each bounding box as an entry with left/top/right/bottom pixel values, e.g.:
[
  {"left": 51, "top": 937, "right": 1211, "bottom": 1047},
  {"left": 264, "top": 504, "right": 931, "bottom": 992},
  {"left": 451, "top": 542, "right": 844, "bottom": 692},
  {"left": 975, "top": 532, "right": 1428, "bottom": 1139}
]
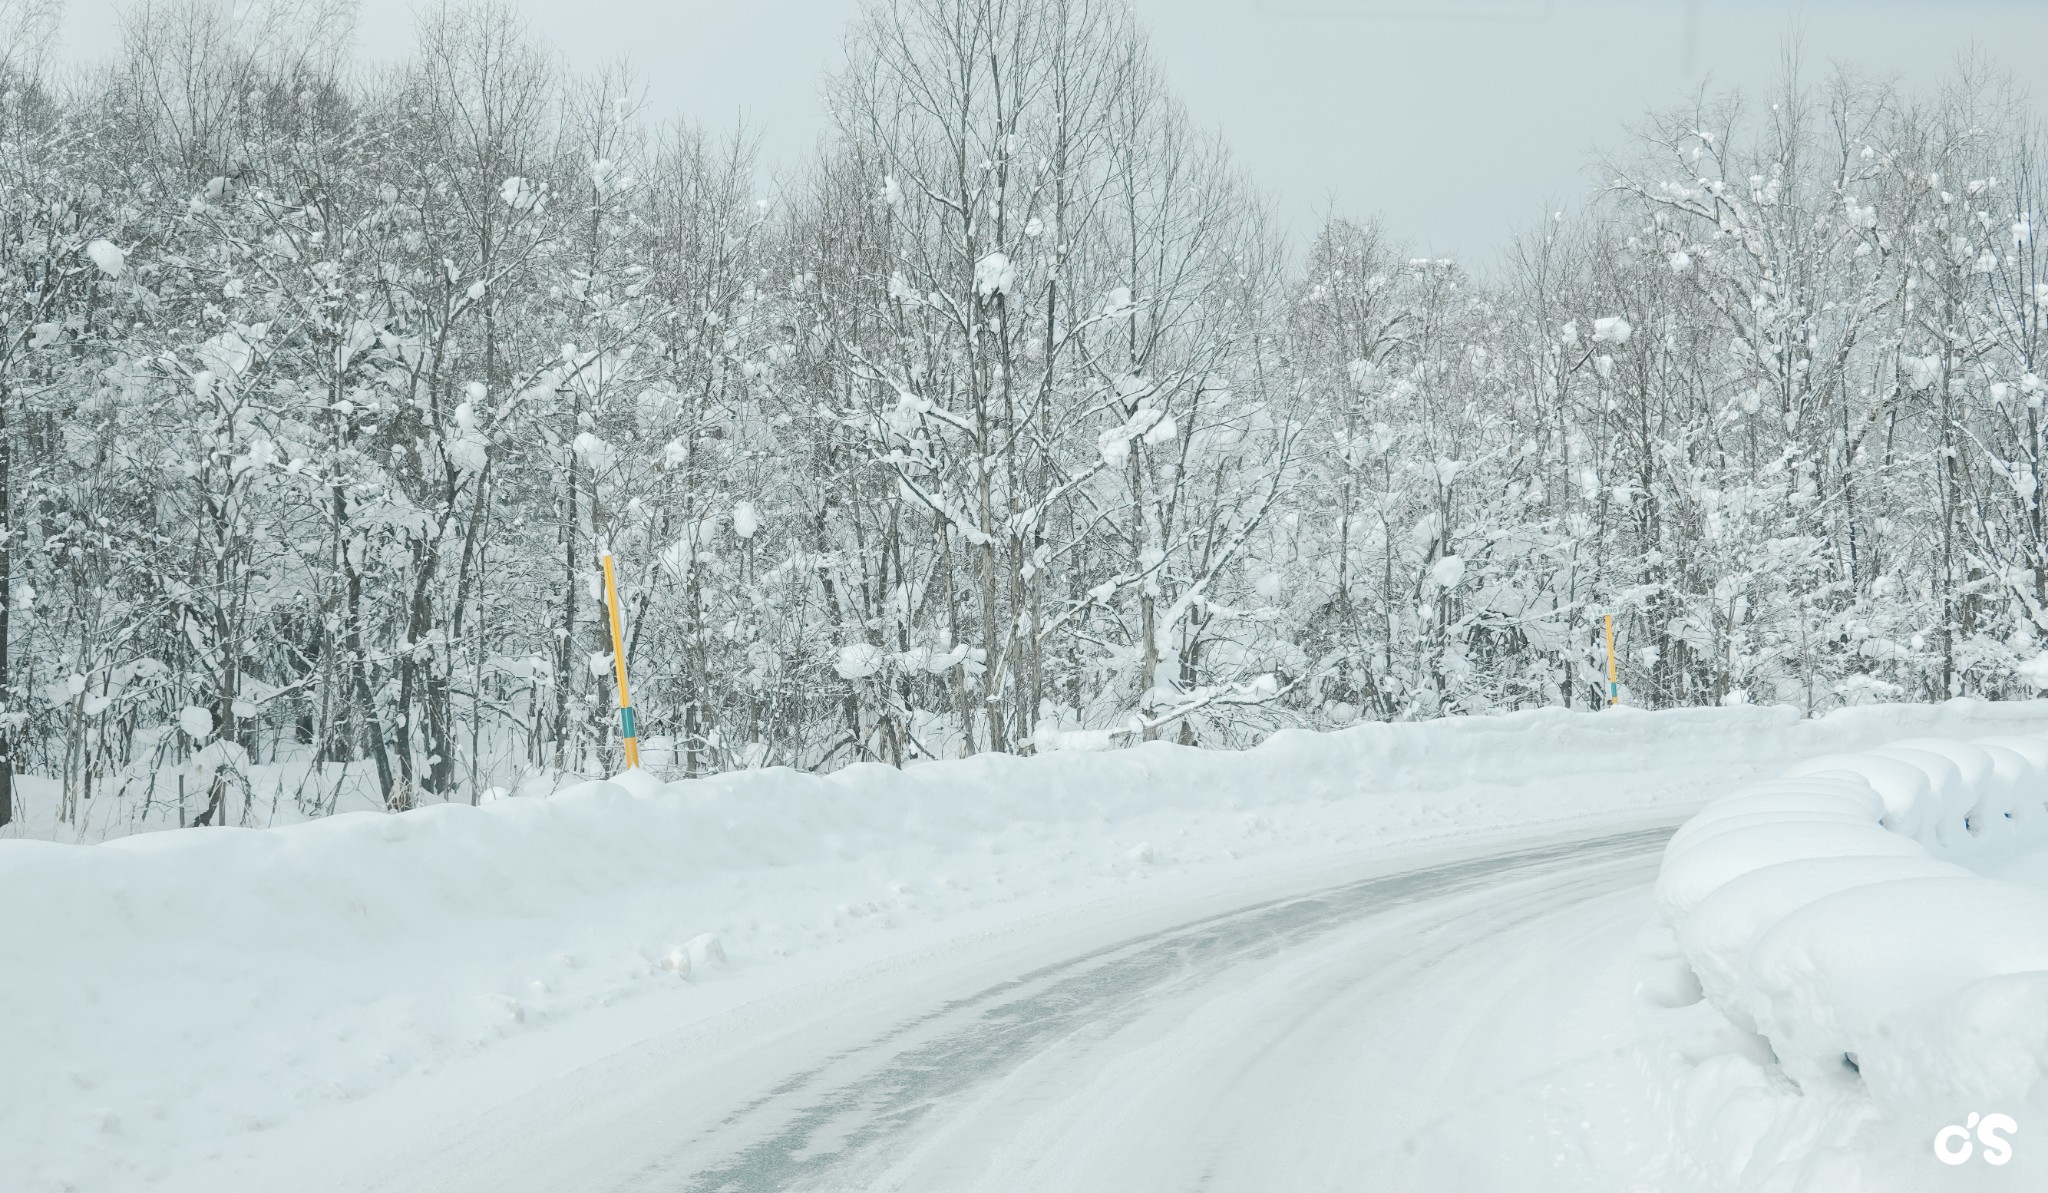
[{"left": 1651, "top": 734, "right": 2048, "bottom": 1190}]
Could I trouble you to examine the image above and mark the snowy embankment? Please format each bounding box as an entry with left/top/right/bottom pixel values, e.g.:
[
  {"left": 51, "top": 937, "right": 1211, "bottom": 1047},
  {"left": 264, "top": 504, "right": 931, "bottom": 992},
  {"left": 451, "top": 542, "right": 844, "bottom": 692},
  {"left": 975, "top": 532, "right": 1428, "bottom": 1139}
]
[
  {"left": 1648, "top": 736, "right": 2048, "bottom": 1190},
  {"left": 7, "top": 700, "right": 2048, "bottom": 1192}
]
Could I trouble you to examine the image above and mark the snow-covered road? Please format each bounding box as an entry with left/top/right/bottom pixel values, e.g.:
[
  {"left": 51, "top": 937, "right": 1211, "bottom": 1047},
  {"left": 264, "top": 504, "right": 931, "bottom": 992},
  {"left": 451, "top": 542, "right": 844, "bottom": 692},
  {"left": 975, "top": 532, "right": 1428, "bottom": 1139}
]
[
  {"left": 42, "top": 703, "right": 2048, "bottom": 1193},
  {"left": 234, "top": 820, "right": 1679, "bottom": 1193},
  {"left": 684, "top": 826, "right": 1671, "bottom": 1193}
]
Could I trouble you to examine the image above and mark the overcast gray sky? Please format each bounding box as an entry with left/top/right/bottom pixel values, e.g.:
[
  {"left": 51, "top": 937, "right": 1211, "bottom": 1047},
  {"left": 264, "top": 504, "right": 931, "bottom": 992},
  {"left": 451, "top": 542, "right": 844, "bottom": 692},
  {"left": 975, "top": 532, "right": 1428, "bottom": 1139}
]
[{"left": 55, "top": 0, "right": 2048, "bottom": 261}]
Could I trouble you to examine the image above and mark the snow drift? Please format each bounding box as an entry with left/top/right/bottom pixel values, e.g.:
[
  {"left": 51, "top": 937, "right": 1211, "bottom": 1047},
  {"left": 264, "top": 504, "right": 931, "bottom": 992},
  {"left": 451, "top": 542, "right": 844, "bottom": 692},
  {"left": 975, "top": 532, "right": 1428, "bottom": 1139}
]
[
  {"left": 9, "top": 698, "right": 2048, "bottom": 1192},
  {"left": 1651, "top": 734, "right": 2048, "bottom": 1190}
]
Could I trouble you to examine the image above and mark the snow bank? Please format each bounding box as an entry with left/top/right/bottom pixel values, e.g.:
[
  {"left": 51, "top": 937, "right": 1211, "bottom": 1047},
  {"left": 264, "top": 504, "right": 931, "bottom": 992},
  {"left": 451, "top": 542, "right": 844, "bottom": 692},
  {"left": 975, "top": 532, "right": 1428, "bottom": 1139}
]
[
  {"left": 1651, "top": 733, "right": 2048, "bottom": 1190},
  {"left": 9, "top": 698, "right": 2048, "bottom": 1191}
]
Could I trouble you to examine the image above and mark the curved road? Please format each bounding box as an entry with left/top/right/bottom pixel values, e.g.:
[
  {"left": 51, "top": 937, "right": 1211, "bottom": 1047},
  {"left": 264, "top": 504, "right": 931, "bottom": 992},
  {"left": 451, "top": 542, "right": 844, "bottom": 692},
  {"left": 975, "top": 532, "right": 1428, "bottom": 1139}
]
[
  {"left": 262, "top": 822, "right": 1682, "bottom": 1193},
  {"left": 675, "top": 827, "right": 1672, "bottom": 1193}
]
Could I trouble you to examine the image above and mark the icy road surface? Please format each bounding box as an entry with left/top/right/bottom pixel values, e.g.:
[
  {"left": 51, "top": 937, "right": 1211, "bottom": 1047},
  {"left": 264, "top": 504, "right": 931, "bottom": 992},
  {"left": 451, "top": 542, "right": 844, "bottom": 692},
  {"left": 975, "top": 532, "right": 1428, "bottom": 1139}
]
[
  {"left": 246, "top": 820, "right": 1679, "bottom": 1193},
  {"left": 668, "top": 826, "right": 1669, "bottom": 1193}
]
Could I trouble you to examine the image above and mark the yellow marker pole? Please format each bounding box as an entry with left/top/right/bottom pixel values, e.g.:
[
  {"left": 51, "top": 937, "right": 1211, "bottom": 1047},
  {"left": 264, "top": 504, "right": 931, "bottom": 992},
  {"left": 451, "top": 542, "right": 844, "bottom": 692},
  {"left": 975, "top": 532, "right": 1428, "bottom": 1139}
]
[
  {"left": 1604, "top": 613, "right": 1619, "bottom": 707},
  {"left": 601, "top": 548, "right": 641, "bottom": 769}
]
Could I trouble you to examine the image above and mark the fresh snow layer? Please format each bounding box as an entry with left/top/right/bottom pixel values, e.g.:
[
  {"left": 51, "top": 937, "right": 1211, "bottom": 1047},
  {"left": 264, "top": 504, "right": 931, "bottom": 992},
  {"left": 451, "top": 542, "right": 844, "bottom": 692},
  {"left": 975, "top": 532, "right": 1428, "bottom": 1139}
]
[
  {"left": 1652, "top": 730, "right": 2048, "bottom": 1191},
  {"left": 7, "top": 699, "right": 2048, "bottom": 1192}
]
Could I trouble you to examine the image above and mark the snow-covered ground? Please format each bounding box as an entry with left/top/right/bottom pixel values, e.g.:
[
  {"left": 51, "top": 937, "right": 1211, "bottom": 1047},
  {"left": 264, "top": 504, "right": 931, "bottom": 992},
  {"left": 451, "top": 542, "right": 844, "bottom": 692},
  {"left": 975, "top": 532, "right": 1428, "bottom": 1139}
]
[
  {"left": 0, "top": 743, "right": 571, "bottom": 846},
  {"left": 6, "top": 699, "right": 2048, "bottom": 1192}
]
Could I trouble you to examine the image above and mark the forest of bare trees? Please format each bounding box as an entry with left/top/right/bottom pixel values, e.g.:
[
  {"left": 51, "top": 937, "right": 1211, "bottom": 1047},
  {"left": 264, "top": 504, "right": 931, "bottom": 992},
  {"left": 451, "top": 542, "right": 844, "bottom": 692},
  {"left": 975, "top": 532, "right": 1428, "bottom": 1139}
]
[{"left": 1, "top": 0, "right": 2044, "bottom": 834}]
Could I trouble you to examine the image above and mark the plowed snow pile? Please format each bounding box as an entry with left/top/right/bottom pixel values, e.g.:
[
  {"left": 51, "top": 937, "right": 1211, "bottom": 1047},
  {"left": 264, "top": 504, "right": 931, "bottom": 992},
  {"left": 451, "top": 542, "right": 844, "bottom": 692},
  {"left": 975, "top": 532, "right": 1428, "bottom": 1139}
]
[{"left": 1648, "top": 735, "right": 2048, "bottom": 1191}]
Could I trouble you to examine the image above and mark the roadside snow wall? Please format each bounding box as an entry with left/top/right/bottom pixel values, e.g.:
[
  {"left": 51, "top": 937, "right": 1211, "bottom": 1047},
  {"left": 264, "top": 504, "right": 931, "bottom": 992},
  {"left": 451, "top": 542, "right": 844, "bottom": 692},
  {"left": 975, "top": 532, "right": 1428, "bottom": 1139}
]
[{"left": 1652, "top": 737, "right": 2048, "bottom": 1190}]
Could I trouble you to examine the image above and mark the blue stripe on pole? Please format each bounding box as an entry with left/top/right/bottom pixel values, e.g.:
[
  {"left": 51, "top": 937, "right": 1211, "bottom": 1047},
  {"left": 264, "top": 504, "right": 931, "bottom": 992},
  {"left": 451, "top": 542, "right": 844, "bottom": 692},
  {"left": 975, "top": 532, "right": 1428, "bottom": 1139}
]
[{"left": 621, "top": 706, "right": 635, "bottom": 738}]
